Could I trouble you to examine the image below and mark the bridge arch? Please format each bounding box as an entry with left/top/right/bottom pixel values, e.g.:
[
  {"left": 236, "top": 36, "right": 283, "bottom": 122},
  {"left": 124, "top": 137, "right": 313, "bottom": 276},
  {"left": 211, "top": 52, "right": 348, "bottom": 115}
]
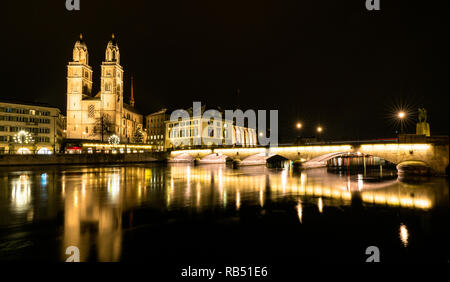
[
  {"left": 169, "top": 152, "right": 195, "bottom": 163},
  {"left": 169, "top": 142, "right": 448, "bottom": 175},
  {"left": 396, "top": 160, "right": 431, "bottom": 175},
  {"left": 197, "top": 153, "right": 233, "bottom": 164}
]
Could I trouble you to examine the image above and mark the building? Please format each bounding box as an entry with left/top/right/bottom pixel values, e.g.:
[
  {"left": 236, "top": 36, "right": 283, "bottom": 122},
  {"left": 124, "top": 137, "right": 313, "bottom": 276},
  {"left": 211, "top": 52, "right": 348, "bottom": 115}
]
[
  {"left": 123, "top": 77, "right": 146, "bottom": 143},
  {"left": 164, "top": 105, "right": 258, "bottom": 150},
  {"left": 145, "top": 109, "right": 169, "bottom": 151},
  {"left": 66, "top": 34, "right": 143, "bottom": 143},
  {"left": 0, "top": 99, "right": 65, "bottom": 154}
]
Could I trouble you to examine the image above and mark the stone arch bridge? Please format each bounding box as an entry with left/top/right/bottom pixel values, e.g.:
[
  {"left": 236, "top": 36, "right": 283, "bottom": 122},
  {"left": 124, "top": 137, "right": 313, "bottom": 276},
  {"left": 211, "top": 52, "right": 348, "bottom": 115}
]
[{"left": 169, "top": 142, "right": 449, "bottom": 175}]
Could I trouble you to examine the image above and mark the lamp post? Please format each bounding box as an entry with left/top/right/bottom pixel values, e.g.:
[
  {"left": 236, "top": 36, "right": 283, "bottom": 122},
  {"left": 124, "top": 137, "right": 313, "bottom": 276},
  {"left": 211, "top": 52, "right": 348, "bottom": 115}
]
[
  {"left": 52, "top": 114, "right": 58, "bottom": 154},
  {"left": 296, "top": 122, "right": 302, "bottom": 145},
  {"left": 398, "top": 111, "right": 406, "bottom": 134},
  {"left": 317, "top": 126, "right": 323, "bottom": 141}
]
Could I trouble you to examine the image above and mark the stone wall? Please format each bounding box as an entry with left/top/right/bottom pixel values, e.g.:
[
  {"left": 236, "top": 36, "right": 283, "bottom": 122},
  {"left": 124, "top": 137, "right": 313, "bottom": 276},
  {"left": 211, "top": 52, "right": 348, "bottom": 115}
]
[{"left": 0, "top": 152, "right": 167, "bottom": 166}]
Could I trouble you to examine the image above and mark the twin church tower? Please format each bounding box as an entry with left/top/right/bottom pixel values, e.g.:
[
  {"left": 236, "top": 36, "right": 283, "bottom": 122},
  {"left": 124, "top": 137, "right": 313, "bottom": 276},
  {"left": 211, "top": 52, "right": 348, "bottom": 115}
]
[{"left": 66, "top": 34, "right": 142, "bottom": 142}]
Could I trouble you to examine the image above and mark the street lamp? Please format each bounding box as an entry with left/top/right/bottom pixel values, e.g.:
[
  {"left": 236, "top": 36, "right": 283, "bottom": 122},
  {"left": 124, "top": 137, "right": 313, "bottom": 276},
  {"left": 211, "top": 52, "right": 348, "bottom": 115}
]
[
  {"left": 52, "top": 114, "right": 58, "bottom": 154},
  {"left": 398, "top": 111, "right": 406, "bottom": 134},
  {"left": 296, "top": 122, "right": 302, "bottom": 129},
  {"left": 316, "top": 126, "right": 323, "bottom": 142}
]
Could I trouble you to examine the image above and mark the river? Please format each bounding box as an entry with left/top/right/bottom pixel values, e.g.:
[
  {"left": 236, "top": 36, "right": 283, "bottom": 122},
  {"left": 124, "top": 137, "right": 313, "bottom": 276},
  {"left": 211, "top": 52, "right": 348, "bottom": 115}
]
[{"left": 0, "top": 164, "right": 448, "bottom": 263}]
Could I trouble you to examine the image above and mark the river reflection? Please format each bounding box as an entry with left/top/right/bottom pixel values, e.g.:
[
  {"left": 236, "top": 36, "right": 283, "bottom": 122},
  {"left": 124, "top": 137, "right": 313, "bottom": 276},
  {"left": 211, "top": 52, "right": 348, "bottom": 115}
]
[{"left": 0, "top": 164, "right": 448, "bottom": 262}]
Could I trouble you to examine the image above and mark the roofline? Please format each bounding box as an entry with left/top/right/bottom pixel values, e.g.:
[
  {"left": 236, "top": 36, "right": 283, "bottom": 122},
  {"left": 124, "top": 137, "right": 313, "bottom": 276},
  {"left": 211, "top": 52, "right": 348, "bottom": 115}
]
[{"left": 0, "top": 98, "right": 62, "bottom": 111}]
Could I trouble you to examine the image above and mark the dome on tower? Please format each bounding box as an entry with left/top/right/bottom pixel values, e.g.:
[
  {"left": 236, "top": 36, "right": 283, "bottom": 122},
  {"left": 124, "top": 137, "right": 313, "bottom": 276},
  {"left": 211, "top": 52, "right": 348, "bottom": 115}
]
[
  {"left": 107, "top": 33, "right": 118, "bottom": 47},
  {"left": 73, "top": 34, "right": 89, "bottom": 64},
  {"left": 74, "top": 34, "right": 87, "bottom": 49},
  {"left": 105, "top": 34, "right": 120, "bottom": 64}
]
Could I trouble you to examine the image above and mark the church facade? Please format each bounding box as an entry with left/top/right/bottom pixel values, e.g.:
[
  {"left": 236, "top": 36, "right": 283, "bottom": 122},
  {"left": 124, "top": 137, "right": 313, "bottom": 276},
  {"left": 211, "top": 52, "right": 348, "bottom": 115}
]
[{"left": 66, "top": 34, "right": 144, "bottom": 143}]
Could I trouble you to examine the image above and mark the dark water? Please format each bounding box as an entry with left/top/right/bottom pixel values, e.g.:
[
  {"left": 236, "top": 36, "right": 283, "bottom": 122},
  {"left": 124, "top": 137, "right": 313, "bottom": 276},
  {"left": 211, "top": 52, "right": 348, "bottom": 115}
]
[{"left": 0, "top": 164, "right": 448, "bottom": 263}]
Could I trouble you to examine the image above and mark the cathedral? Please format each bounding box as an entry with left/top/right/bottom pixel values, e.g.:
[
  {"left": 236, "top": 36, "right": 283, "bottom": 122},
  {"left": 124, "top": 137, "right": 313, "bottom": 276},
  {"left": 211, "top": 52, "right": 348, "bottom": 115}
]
[{"left": 66, "top": 34, "right": 144, "bottom": 143}]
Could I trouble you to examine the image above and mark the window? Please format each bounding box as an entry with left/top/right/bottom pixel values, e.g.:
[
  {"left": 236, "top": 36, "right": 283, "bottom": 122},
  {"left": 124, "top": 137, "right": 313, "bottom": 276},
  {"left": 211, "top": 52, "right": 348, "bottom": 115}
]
[{"left": 88, "top": 105, "right": 95, "bottom": 118}]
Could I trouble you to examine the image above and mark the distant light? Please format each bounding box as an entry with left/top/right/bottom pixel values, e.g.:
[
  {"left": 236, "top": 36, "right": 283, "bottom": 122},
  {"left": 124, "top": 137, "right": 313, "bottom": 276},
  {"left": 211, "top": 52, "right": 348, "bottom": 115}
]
[
  {"left": 400, "top": 224, "right": 409, "bottom": 247},
  {"left": 357, "top": 151, "right": 362, "bottom": 156},
  {"left": 41, "top": 173, "right": 48, "bottom": 187},
  {"left": 398, "top": 111, "right": 406, "bottom": 119},
  {"left": 259, "top": 132, "right": 264, "bottom": 137},
  {"left": 296, "top": 122, "right": 302, "bottom": 129},
  {"left": 317, "top": 126, "right": 323, "bottom": 133}
]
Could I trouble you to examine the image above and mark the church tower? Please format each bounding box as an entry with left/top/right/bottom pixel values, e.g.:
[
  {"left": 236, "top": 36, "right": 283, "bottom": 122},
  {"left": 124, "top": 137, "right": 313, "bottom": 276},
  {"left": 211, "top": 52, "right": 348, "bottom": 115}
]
[
  {"left": 67, "top": 34, "right": 93, "bottom": 139},
  {"left": 101, "top": 34, "right": 124, "bottom": 139}
]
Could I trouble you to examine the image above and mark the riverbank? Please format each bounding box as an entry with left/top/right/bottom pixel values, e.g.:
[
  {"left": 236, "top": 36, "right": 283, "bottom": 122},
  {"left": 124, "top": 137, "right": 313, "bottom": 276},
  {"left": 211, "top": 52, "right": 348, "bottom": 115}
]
[{"left": 0, "top": 153, "right": 167, "bottom": 166}]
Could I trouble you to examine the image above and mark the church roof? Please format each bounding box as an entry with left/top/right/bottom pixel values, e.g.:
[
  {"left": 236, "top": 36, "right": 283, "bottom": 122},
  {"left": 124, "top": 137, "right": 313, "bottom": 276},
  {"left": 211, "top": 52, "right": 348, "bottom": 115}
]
[
  {"left": 82, "top": 94, "right": 100, "bottom": 101},
  {"left": 147, "top": 108, "right": 168, "bottom": 116},
  {"left": 124, "top": 103, "right": 141, "bottom": 115},
  {"left": 0, "top": 98, "right": 61, "bottom": 110}
]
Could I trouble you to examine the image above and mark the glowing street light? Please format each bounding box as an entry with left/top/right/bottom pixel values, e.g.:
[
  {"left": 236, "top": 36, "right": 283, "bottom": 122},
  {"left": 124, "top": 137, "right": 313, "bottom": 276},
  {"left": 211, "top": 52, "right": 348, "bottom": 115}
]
[
  {"left": 398, "top": 111, "right": 406, "bottom": 134},
  {"left": 317, "top": 126, "right": 323, "bottom": 133},
  {"left": 296, "top": 122, "right": 302, "bottom": 129}
]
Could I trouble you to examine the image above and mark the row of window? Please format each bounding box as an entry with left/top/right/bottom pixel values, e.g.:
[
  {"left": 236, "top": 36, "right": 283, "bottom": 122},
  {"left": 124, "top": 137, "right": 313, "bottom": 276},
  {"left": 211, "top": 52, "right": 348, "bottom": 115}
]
[
  {"left": 0, "top": 126, "right": 51, "bottom": 134},
  {"left": 0, "top": 135, "right": 51, "bottom": 143},
  {"left": 169, "top": 120, "right": 201, "bottom": 128},
  {"left": 0, "top": 107, "right": 50, "bottom": 116},
  {"left": 170, "top": 128, "right": 204, "bottom": 139},
  {"left": 0, "top": 115, "right": 51, "bottom": 124},
  {"left": 149, "top": 135, "right": 163, "bottom": 140}
]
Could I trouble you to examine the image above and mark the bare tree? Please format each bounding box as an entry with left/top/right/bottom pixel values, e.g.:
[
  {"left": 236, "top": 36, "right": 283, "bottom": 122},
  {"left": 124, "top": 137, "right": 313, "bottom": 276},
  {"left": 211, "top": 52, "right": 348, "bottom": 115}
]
[{"left": 91, "top": 113, "right": 115, "bottom": 142}]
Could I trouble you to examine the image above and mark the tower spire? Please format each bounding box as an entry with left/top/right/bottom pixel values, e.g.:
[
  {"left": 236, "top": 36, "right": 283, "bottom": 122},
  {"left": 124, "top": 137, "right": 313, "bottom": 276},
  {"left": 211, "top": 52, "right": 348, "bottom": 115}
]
[{"left": 130, "top": 76, "right": 135, "bottom": 107}]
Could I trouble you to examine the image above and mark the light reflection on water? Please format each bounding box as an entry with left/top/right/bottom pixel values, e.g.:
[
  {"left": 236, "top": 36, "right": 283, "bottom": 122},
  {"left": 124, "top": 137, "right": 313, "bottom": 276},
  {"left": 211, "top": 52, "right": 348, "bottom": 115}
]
[{"left": 0, "top": 164, "right": 448, "bottom": 262}]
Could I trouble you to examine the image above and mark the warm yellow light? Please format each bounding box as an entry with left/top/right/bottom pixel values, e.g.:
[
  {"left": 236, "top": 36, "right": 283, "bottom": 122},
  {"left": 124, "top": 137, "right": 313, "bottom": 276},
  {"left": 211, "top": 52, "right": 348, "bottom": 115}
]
[
  {"left": 296, "top": 122, "right": 302, "bottom": 129},
  {"left": 317, "top": 126, "right": 323, "bottom": 133},
  {"left": 398, "top": 111, "right": 406, "bottom": 119},
  {"left": 400, "top": 224, "right": 409, "bottom": 247}
]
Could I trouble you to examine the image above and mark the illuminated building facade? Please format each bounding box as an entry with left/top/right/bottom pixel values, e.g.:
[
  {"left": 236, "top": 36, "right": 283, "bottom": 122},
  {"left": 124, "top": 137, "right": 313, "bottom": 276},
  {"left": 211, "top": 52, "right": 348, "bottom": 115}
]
[
  {"left": 145, "top": 109, "right": 169, "bottom": 151},
  {"left": 66, "top": 34, "right": 143, "bottom": 143},
  {"left": 0, "top": 99, "right": 65, "bottom": 154},
  {"left": 164, "top": 106, "right": 258, "bottom": 149}
]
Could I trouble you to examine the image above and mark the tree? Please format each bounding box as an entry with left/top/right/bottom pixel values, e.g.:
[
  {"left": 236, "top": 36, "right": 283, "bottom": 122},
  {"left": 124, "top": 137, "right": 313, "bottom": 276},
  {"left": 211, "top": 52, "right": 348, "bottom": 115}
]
[
  {"left": 91, "top": 113, "right": 115, "bottom": 142},
  {"left": 133, "top": 126, "right": 145, "bottom": 144}
]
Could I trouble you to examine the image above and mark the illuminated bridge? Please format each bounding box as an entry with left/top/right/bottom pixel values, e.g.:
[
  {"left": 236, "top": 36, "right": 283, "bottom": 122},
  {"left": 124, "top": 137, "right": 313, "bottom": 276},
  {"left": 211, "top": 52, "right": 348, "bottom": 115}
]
[{"left": 169, "top": 140, "right": 449, "bottom": 175}]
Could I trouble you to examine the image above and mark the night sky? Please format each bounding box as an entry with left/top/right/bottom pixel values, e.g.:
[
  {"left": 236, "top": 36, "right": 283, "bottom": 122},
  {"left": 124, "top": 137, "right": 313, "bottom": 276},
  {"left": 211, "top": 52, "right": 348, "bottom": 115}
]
[{"left": 3, "top": 0, "right": 449, "bottom": 142}]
